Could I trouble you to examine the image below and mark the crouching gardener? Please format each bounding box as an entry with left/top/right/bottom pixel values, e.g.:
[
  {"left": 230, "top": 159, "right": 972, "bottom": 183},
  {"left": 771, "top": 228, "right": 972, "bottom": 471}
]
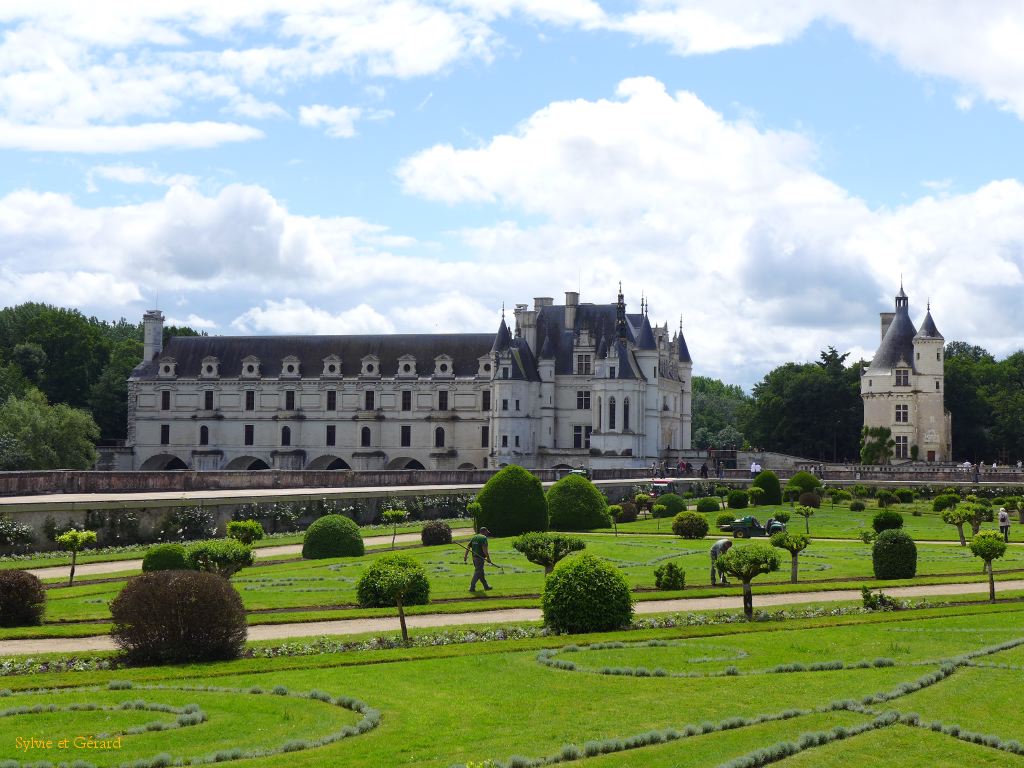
[
  {"left": 710, "top": 538, "right": 733, "bottom": 586},
  {"left": 465, "top": 526, "right": 493, "bottom": 592}
]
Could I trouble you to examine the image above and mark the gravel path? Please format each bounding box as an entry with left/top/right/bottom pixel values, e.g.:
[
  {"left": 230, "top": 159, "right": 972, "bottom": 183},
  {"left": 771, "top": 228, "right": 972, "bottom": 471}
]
[
  {"left": 4, "top": 577, "right": 1022, "bottom": 657},
  {"left": 25, "top": 528, "right": 475, "bottom": 581}
]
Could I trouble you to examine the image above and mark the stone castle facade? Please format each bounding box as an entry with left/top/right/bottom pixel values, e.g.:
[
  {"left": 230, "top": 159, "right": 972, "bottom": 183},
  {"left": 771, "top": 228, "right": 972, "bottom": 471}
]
[
  {"left": 861, "top": 285, "right": 951, "bottom": 462},
  {"left": 126, "top": 289, "right": 693, "bottom": 471}
]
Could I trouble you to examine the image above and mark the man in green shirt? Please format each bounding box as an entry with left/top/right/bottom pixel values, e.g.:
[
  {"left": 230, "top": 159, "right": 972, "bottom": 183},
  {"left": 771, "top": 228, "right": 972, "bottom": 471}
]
[{"left": 465, "top": 526, "right": 492, "bottom": 591}]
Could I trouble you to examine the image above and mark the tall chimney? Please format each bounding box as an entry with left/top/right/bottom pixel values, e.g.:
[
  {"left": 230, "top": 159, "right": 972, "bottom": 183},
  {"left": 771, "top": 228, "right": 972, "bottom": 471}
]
[
  {"left": 564, "top": 291, "right": 579, "bottom": 330},
  {"left": 143, "top": 310, "right": 165, "bottom": 362},
  {"left": 880, "top": 312, "right": 895, "bottom": 343}
]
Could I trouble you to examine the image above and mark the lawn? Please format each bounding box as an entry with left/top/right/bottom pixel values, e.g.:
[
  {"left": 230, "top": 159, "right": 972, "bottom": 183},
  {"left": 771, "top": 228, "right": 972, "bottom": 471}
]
[{"left": 1, "top": 606, "right": 1023, "bottom": 767}]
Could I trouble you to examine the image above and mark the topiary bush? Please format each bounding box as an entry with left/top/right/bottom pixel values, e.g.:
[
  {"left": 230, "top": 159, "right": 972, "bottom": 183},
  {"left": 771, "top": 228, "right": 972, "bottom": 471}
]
[
  {"left": 356, "top": 553, "right": 430, "bottom": 608},
  {"left": 110, "top": 571, "right": 247, "bottom": 664},
  {"left": 876, "top": 490, "right": 898, "bottom": 508},
  {"left": 541, "top": 553, "right": 633, "bottom": 634},
  {"left": 616, "top": 502, "right": 639, "bottom": 523},
  {"left": 788, "top": 471, "right": 821, "bottom": 494},
  {"left": 894, "top": 488, "right": 915, "bottom": 504},
  {"left": 653, "top": 562, "right": 685, "bottom": 590},
  {"left": 797, "top": 491, "right": 820, "bottom": 509},
  {"left": 872, "top": 530, "right": 917, "bottom": 580},
  {"left": 932, "top": 493, "right": 960, "bottom": 512},
  {"left": 513, "top": 532, "right": 585, "bottom": 574},
  {"left": 672, "top": 511, "right": 709, "bottom": 539},
  {"left": 850, "top": 500, "right": 866, "bottom": 512},
  {"left": 226, "top": 520, "right": 264, "bottom": 545},
  {"left": 716, "top": 513, "right": 735, "bottom": 529},
  {"left": 751, "top": 470, "right": 782, "bottom": 505},
  {"left": 302, "top": 515, "right": 365, "bottom": 559},
  {"left": 872, "top": 510, "right": 905, "bottom": 534},
  {"left": 186, "top": 539, "right": 255, "bottom": 578},
  {"left": 727, "top": 490, "right": 749, "bottom": 510},
  {"left": 474, "top": 465, "right": 548, "bottom": 537},
  {"left": 850, "top": 484, "right": 871, "bottom": 499},
  {"left": 420, "top": 520, "right": 453, "bottom": 546},
  {"left": 747, "top": 486, "right": 765, "bottom": 506},
  {"left": 695, "top": 497, "right": 720, "bottom": 513},
  {"left": 546, "top": 474, "right": 611, "bottom": 531},
  {"left": 655, "top": 493, "right": 687, "bottom": 517},
  {"left": 0, "top": 570, "right": 45, "bottom": 627},
  {"left": 773, "top": 510, "right": 791, "bottom": 525},
  {"left": 142, "top": 543, "right": 189, "bottom": 572}
]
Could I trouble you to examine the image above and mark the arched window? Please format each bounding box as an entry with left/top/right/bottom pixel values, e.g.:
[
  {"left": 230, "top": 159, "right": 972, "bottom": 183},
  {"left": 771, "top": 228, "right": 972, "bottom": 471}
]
[
  {"left": 435, "top": 427, "right": 445, "bottom": 448},
  {"left": 281, "top": 426, "right": 291, "bottom": 446},
  {"left": 609, "top": 397, "right": 616, "bottom": 431},
  {"left": 199, "top": 425, "right": 209, "bottom": 446},
  {"left": 623, "top": 398, "right": 631, "bottom": 431},
  {"left": 597, "top": 397, "right": 602, "bottom": 430},
  {"left": 361, "top": 426, "right": 371, "bottom": 447}
]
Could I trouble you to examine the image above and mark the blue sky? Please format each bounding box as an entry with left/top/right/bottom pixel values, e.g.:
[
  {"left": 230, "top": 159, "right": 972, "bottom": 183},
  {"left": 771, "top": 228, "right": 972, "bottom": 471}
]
[{"left": 2, "top": 2, "right": 1024, "bottom": 389}]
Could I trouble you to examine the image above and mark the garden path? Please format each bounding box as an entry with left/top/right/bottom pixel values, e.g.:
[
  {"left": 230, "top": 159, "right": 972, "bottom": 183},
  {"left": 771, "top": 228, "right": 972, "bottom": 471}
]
[{"left": 5, "top": 577, "right": 1024, "bottom": 657}]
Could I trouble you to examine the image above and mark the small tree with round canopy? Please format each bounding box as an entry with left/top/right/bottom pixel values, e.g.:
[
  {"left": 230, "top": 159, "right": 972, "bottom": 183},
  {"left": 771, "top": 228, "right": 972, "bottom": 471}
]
[
  {"left": 512, "top": 532, "right": 585, "bottom": 575},
  {"left": 356, "top": 553, "right": 430, "bottom": 645},
  {"left": 941, "top": 505, "right": 973, "bottom": 546},
  {"left": 714, "top": 543, "right": 780, "bottom": 619},
  {"left": 770, "top": 531, "right": 810, "bottom": 583},
  {"left": 970, "top": 531, "right": 1008, "bottom": 603},
  {"left": 794, "top": 505, "right": 815, "bottom": 534},
  {"left": 381, "top": 508, "right": 408, "bottom": 549},
  {"left": 55, "top": 529, "right": 97, "bottom": 586}
]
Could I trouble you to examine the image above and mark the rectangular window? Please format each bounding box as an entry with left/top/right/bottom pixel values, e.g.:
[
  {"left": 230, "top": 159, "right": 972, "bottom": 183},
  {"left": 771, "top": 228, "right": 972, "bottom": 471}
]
[
  {"left": 610, "top": 366, "right": 616, "bottom": 378},
  {"left": 161, "top": 391, "right": 170, "bottom": 410},
  {"left": 401, "top": 425, "right": 411, "bottom": 447},
  {"left": 895, "top": 404, "right": 909, "bottom": 423},
  {"left": 501, "top": 435, "right": 508, "bottom": 447},
  {"left": 244, "top": 424, "right": 254, "bottom": 446},
  {"left": 502, "top": 399, "right": 509, "bottom": 411},
  {"left": 585, "top": 425, "right": 592, "bottom": 448},
  {"left": 481, "top": 425, "right": 489, "bottom": 447},
  {"left": 245, "top": 390, "right": 255, "bottom": 411},
  {"left": 515, "top": 399, "right": 520, "bottom": 411},
  {"left": 365, "top": 390, "right": 375, "bottom": 410},
  {"left": 160, "top": 424, "right": 169, "bottom": 445},
  {"left": 576, "top": 390, "right": 591, "bottom": 409},
  {"left": 514, "top": 435, "right": 520, "bottom": 447},
  {"left": 576, "top": 354, "right": 592, "bottom": 375},
  {"left": 935, "top": 380, "right": 940, "bottom": 390},
  {"left": 402, "top": 391, "right": 412, "bottom": 411},
  {"left": 573, "top": 425, "right": 583, "bottom": 449},
  {"left": 326, "top": 425, "right": 336, "bottom": 446},
  {"left": 896, "top": 369, "right": 909, "bottom": 386},
  {"left": 482, "top": 390, "right": 491, "bottom": 411},
  {"left": 438, "top": 391, "right": 449, "bottom": 411},
  {"left": 285, "top": 390, "right": 295, "bottom": 410},
  {"left": 204, "top": 391, "right": 213, "bottom": 410},
  {"left": 327, "top": 391, "right": 337, "bottom": 411},
  {"left": 895, "top": 435, "right": 909, "bottom": 459},
  {"left": 502, "top": 367, "right": 509, "bottom": 379}
]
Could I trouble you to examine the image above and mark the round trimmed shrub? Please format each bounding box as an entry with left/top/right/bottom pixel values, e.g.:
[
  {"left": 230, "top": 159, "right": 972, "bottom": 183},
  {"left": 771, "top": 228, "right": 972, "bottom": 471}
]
[
  {"left": 0, "top": 570, "right": 45, "bottom": 627},
  {"left": 797, "top": 491, "right": 820, "bottom": 509},
  {"left": 727, "top": 490, "right": 749, "bottom": 510},
  {"left": 186, "top": 539, "right": 255, "bottom": 578},
  {"left": 751, "top": 470, "right": 782, "bottom": 505},
  {"left": 849, "top": 500, "right": 866, "bottom": 512},
  {"left": 142, "top": 543, "right": 189, "bottom": 572},
  {"left": 547, "top": 474, "right": 611, "bottom": 531},
  {"left": 541, "top": 553, "right": 633, "bottom": 634},
  {"left": 894, "top": 489, "right": 915, "bottom": 504},
  {"left": 872, "top": 530, "right": 917, "bottom": 580},
  {"left": 654, "top": 562, "right": 685, "bottom": 590},
  {"left": 850, "top": 484, "right": 871, "bottom": 499},
  {"left": 672, "top": 511, "right": 709, "bottom": 539},
  {"left": 788, "top": 471, "right": 822, "bottom": 493},
  {"left": 420, "top": 520, "right": 453, "bottom": 546},
  {"left": 773, "top": 511, "right": 791, "bottom": 524},
  {"left": 872, "top": 510, "right": 905, "bottom": 534},
  {"left": 302, "top": 515, "right": 365, "bottom": 559},
  {"left": 656, "top": 493, "right": 687, "bottom": 517},
  {"left": 695, "top": 497, "right": 720, "bottom": 513},
  {"left": 474, "top": 465, "right": 548, "bottom": 537},
  {"left": 876, "top": 490, "right": 898, "bottom": 508},
  {"left": 616, "top": 502, "right": 639, "bottom": 523},
  {"left": 747, "top": 486, "right": 765, "bottom": 506},
  {"left": 716, "top": 513, "right": 735, "bottom": 529},
  {"left": 356, "top": 553, "right": 430, "bottom": 608},
  {"left": 110, "top": 571, "right": 247, "bottom": 664},
  {"left": 227, "top": 519, "right": 264, "bottom": 545}
]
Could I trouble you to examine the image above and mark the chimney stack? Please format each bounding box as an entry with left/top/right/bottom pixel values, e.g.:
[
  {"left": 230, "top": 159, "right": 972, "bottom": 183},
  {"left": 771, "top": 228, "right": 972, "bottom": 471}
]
[{"left": 564, "top": 291, "right": 579, "bottom": 330}]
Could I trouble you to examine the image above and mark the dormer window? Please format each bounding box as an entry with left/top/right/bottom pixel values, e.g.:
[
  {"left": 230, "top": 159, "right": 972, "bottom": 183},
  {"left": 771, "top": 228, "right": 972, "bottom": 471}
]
[
  {"left": 433, "top": 355, "right": 454, "bottom": 377},
  {"left": 199, "top": 356, "right": 219, "bottom": 378},
  {"left": 360, "top": 355, "right": 380, "bottom": 378},
  {"left": 477, "top": 356, "right": 493, "bottom": 378},
  {"left": 241, "top": 356, "right": 261, "bottom": 378},
  {"left": 322, "top": 355, "right": 341, "bottom": 377},
  {"left": 281, "top": 355, "right": 300, "bottom": 378},
  {"left": 397, "top": 355, "right": 418, "bottom": 378},
  {"left": 895, "top": 368, "right": 909, "bottom": 386},
  {"left": 158, "top": 358, "right": 177, "bottom": 378}
]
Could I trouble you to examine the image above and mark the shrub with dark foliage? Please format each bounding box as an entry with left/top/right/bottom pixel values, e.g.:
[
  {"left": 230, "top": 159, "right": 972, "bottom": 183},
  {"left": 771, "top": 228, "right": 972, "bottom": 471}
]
[
  {"left": 655, "top": 493, "right": 687, "bottom": 517},
  {"left": 0, "top": 570, "right": 45, "bottom": 627},
  {"left": 541, "top": 553, "right": 633, "bottom": 634},
  {"left": 616, "top": 502, "right": 639, "bottom": 523},
  {"left": 653, "top": 562, "right": 685, "bottom": 590},
  {"left": 850, "top": 500, "right": 866, "bottom": 512},
  {"left": 894, "top": 488, "right": 915, "bottom": 504},
  {"left": 932, "top": 494, "right": 960, "bottom": 512},
  {"left": 356, "top": 553, "right": 430, "bottom": 608},
  {"left": 474, "top": 465, "right": 548, "bottom": 537},
  {"left": 751, "top": 470, "right": 782, "bottom": 505},
  {"left": 695, "top": 497, "right": 720, "bottom": 513},
  {"left": 420, "top": 519, "right": 453, "bottom": 546},
  {"left": 546, "top": 474, "right": 611, "bottom": 531},
  {"left": 142, "top": 543, "right": 188, "bottom": 572},
  {"left": 788, "top": 471, "right": 821, "bottom": 493},
  {"left": 797, "top": 491, "right": 820, "bottom": 509},
  {"left": 716, "top": 513, "right": 735, "bottom": 528},
  {"left": 302, "top": 514, "right": 365, "bottom": 559},
  {"left": 672, "top": 511, "right": 710, "bottom": 539},
  {"left": 876, "top": 490, "right": 898, "bottom": 508},
  {"left": 872, "top": 510, "right": 905, "bottom": 534},
  {"left": 110, "top": 571, "right": 247, "bottom": 664},
  {"left": 186, "top": 539, "right": 255, "bottom": 577},
  {"left": 727, "top": 490, "right": 749, "bottom": 509},
  {"left": 872, "top": 529, "right": 918, "bottom": 580}
]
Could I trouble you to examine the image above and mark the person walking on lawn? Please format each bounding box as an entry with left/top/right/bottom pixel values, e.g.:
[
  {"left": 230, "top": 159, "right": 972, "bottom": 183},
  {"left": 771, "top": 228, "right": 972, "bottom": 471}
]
[
  {"left": 466, "top": 526, "right": 493, "bottom": 591},
  {"left": 710, "top": 538, "right": 733, "bottom": 586}
]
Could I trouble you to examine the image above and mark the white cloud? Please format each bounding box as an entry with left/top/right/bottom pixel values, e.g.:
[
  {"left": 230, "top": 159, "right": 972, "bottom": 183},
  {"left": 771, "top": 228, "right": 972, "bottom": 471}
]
[
  {"left": 232, "top": 299, "right": 396, "bottom": 334},
  {"left": 0, "top": 119, "right": 262, "bottom": 153},
  {"left": 298, "top": 104, "right": 363, "bottom": 138},
  {"left": 165, "top": 313, "right": 218, "bottom": 330},
  {"left": 87, "top": 165, "right": 199, "bottom": 192}
]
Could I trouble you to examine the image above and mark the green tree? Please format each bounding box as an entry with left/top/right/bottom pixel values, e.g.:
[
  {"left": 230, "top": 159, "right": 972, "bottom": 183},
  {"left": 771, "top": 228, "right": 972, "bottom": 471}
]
[
  {"left": 56, "top": 529, "right": 97, "bottom": 586},
  {"left": 943, "top": 342, "right": 996, "bottom": 461},
  {"left": 969, "top": 532, "right": 1007, "bottom": 602},
  {"left": 691, "top": 377, "right": 750, "bottom": 449},
  {"left": 0, "top": 389, "right": 99, "bottom": 469},
  {"left": 87, "top": 339, "right": 143, "bottom": 440},
  {"left": 794, "top": 505, "right": 815, "bottom": 534},
  {"left": 770, "top": 532, "right": 810, "bottom": 583},
  {"left": 11, "top": 343, "right": 46, "bottom": 384},
  {"left": 714, "top": 543, "right": 780, "bottom": 619},
  {"left": 356, "top": 554, "right": 430, "bottom": 644},
  {"left": 512, "top": 532, "right": 585, "bottom": 575},
  {"left": 381, "top": 508, "right": 408, "bottom": 549},
  {"left": 860, "top": 426, "right": 895, "bottom": 464}
]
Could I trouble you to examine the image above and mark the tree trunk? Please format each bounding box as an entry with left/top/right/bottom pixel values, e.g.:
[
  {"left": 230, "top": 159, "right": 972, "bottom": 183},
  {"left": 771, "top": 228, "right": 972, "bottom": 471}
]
[
  {"left": 742, "top": 582, "right": 753, "bottom": 620},
  {"left": 955, "top": 524, "right": 966, "bottom": 547},
  {"left": 971, "top": 519, "right": 982, "bottom": 536},
  {"left": 68, "top": 551, "right": 77, "bottom": 587},
  {"left": 397, "top": 597, "right": 408, "bottom": 645},
  {"left": 988, "top": 566, "right": 996, "bottom": 603},
  {"left": 790, "top": 553, "right": 798, "bottom": 584},
  {"left": 804, "top": 516, "right": 810, "bottom": 534},
  {"left": 544, "top": 563, "right": 554, "bottom": 575},
  {"left": 392, "top": 527, "right": 397, "bottom": 550}
]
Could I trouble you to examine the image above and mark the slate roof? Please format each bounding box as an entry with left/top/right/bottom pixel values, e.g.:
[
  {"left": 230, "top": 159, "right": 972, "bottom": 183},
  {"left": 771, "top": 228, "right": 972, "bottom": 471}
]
[
  {"left": 867, "top": 303, "right": 917, "bottom": 373},
  {"left": 676, "top": 332, "right": 692, "bottom": 363},
  {"left": 915, "top": 310, "right": 943, "bottom": 340},
  {"left": 133, "top": 333, "right": 495, "bottom": 380},
  {"left": 636, "top": 314, "right": 657, "bottom": 350}
]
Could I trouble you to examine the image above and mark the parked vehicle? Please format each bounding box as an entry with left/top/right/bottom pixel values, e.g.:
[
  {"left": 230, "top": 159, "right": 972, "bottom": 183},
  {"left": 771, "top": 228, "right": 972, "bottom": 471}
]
[{"left": 719, "top": 515, "right": 786, "bottom": 538}]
